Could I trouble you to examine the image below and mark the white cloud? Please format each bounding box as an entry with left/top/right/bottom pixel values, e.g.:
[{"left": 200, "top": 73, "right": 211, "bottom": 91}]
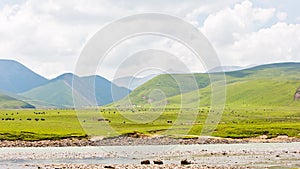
[
  {"left": 97, "top": 35, "right": 204, "bottom": 80},
  {"left": 0, "top": 0, "right": 299, "bottom": 79},
  {"left": 276, "top": 12, "right": 287, "bottom": 21},
  {"left": 198, "top": 0, "right": 300, "bottom": 67},
  {"left": 201, "top": 0, "right": 275, "bottom": 47},
  {"left": 227, "top": 22, "right": 300, "bottom": 65},
  {"left": 0, "top": 0, "right": 105, "bottom": 78},
  {"left": 185, "top": 0, "right": 241, "bottom": 26},
  {"left": 0, "top": 0, "right": 241, "bottom": 79}
]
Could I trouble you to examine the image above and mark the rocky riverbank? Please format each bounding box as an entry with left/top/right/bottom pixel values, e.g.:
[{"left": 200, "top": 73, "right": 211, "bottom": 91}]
[
  {"left": 0, "top": 135, "right": 299, "bottom": 147},
  {"left": 1, "top": 142, "right": 299, "bottom": 169},
  {"left": 29, "top": 164, "right": 245, "bottom": 169}
]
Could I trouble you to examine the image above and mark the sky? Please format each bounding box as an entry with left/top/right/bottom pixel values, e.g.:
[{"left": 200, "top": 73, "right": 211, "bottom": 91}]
[{"left": 0, "top": 0, "right": 299, "bottom": 80}]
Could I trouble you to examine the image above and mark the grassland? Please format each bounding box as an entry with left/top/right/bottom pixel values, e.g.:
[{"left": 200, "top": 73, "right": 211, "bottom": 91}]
[
  {"left": 0, "top": 106, "right": 299, "bottom": 141},
  {"left": 1, "top": 63, "right": 300, "bottom": 141},
  {"left": 0, "top": 109, "right": 86, "bottom": 140},
  {"left": 99, "top": 106, "right": 300, "bottom": 138}
]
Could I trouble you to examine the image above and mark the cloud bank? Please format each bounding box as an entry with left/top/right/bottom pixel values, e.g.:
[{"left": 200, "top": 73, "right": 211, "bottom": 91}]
[{"left": 0, "top": 0, "right": 299, "bottom": 79}]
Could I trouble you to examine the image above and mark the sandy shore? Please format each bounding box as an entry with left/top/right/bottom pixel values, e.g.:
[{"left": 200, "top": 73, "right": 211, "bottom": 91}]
[{"left": 0, "top": 135, "right": 299, "bottom": 147}]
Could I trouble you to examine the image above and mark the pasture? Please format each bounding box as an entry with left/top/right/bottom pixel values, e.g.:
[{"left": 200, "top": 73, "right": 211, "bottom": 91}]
[
  {"left": 0, "top": 106, "right": 299, "bottom": 140},
  {"left": 0, "top": 109, "right": 86, "bottom": 140}
]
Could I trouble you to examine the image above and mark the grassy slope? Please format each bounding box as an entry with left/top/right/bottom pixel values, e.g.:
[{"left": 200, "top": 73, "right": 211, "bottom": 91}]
[
  {"left": 21, "top": 80, "right": 75, "bottom": 107},
  {"left": 115, "top": 62, "right": 300, "bottom": 108},
  {"left": 0, "top": 94, "right": 34, "bottom": 109},
  {"left": 115, "top": 73, "right": 209, "bottom": 106},
  {"left": 0, "top": 89, "right": 55, "bottom": 108},
  {"left": 166, "top": 79, "right": 300, "bottom": 108}
]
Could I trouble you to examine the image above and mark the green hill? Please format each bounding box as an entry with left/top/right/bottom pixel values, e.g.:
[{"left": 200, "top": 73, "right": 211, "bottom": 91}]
[
  {"left": 225, "top": 62, "right": 300, "bottom": 83},
  {"left": 22, "top": 73, "right": 130, "bottom": 108},
  {"left": 21, "top": 80, "right": 80, "bottom": 108},
  {"left": 165, "top": 79, "right": 300, "bottom": 108},
  {"left": 114, "top": 62, "right": 300, "bottom": 108},
  {"left": 0, "top": 89, "right": 57, "bottom": 108},
  {"left": 116, "top": 73, "right": 210, "bottom": 106},
  {"left": 0, "top": 94, "right": 34, "bottom": 109}
]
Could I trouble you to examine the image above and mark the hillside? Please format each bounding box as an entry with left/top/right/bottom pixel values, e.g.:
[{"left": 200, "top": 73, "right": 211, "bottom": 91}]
[
  {"left": 21, "top": 80, "right": 78, "bottom": 107},
  {"left": 113, "top": 74, "right": 157, "bottom": 90},
  {"left": 115, "top": 73, "right": 210, "bottom": 106},
  {"left": 225, "top": 62, "right": 300, "bottom": 82},
  {"left": 0, "top": 59, "right": 48, "bottom": 93},
  {"left": 0, "top": 94, "right": 34, "bottom": 109},
  {"left": 113, "top": 62, "right": 300, "bottom": 107},
  {"left": 22, "top": 73, "right": 131, "bottom": 108},
  {"left": 164, "top": 79, "right": 300, "bottom": 108}
]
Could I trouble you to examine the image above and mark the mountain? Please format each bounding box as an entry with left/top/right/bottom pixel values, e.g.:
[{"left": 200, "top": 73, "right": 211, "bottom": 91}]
[
  {"left": 90, "top": 75, "right": 131, "bottom": 105},
  {"left": 113, "top": 62, "right": 300, "bottom": 107},
  {"left": 113, "top": 74, "right": 157, "bottom": 90},
  {"left": 0, "top": 93, "right": 34, "bottom": 109},
  {"left": 22, "top": 73, "right": 131, "bottom": 108},
  {"left": 0, "top": 59, "right": 48, "bottom": 93}
]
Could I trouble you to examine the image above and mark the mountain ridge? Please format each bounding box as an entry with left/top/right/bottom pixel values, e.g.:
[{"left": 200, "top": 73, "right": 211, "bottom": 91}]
[
  {"left": 21, "top": 73, "right": 131, "bottom": 108},
  {"left": 0, "top": 59, "right": 48, "bottom": 93},
  {"left": 1, "top": 59, "right": 300, "bottom": 108}
]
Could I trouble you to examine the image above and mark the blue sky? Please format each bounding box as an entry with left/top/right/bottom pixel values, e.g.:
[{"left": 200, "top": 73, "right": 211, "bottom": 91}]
[{"left": 0, "top": 0, "right": 299, "bottom": 79}]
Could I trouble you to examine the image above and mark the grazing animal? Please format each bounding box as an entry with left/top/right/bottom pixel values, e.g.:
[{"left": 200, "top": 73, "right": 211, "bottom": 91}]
[
  {"left": 153, "top": 160, "right": 163, "bottom": 165},
  {"left": 167, "top": 120, "right": 172, "bottom": 123},
  {"left": 141, "top": 160, "right": 150, "bottom": 164},
  {"left": 181, "top": 159, "right": 192, "bottom": 165}
]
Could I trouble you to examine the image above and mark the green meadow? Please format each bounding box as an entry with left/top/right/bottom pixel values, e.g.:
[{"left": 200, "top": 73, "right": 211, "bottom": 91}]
[
  {"left": 0, "top": 109, "right": 86, "bottom": 140},
  {"left": 0, "top": 106, "right": 299, "bottom": 141}
]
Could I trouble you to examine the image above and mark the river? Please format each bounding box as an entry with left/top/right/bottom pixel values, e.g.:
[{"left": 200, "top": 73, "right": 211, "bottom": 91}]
[{"left": 0, "top": 142, "right": 299, "bottom": 168}]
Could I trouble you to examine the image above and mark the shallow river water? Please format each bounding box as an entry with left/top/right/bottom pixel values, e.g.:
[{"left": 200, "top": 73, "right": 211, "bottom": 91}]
[{"left": 0, "top": 142, "right": 299, "bottom": 168}]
